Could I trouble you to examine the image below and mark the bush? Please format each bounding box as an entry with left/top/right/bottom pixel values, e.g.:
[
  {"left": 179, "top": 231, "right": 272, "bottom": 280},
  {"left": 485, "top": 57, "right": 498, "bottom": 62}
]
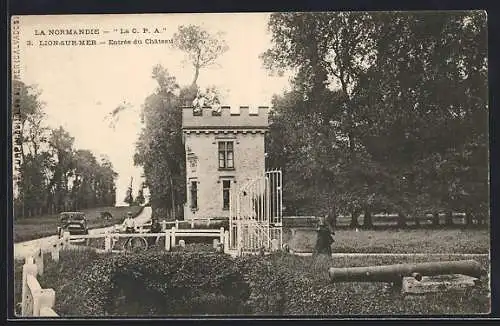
[
  {"left": 77, "top": 250, "right": 250, "bottom": 316},
  {"left": 31, "top": 247, "right": 490, "bottom": 316}
]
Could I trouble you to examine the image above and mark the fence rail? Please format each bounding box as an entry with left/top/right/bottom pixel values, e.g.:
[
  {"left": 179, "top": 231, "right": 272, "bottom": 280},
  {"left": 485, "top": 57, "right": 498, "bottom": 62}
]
[
  {"left": 69, "top": 226, "right": 226, "bottom": 252},
  {"left": 20, "top": 234, "right": 71, "bottom": 317}
]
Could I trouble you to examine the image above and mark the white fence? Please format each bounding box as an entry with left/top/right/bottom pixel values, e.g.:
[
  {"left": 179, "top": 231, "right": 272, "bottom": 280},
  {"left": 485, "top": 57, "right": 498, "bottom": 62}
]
[
  {"left": 20, "top": 234, "right": 71, "bottom": 317},
  {"left": 19, "top": 225, "right": 228, "bottom": 317},
  {"left": 68, "top": 226, "right": 226, "bottom": 252}
]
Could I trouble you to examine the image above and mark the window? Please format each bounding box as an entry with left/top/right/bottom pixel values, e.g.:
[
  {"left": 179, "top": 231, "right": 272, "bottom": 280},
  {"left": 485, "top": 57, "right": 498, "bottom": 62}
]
[
  {"left": 190, "top": 181, "right": 198, "bottom": 209},
  {"left": 218, "top": 141, "right": 234, "bottom": 169},
  {"left": 222, "top": 180, "right": 231, "bottom": 210}
]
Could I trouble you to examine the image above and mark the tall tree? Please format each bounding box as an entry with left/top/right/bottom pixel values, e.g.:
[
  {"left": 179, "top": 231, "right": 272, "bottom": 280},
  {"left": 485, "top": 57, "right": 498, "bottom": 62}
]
[
  {"left": 172, "top": 25, "right": 229, "bottom": 86},
  {"left": 47, "top": 127, "right": 75, "bottom": 212},
  {"left": 134, "top": 65, "right": 185, "bottom": 217},
  {"left": 263, "top": 11, "right": 488, "bottom": 227},
  {"left": 262, "top": 12, "right": 383, "bottom": 227},
  {"left": 355, "top": 11, "right": 488, "bottom": 223},
  {"left": 135, "top": 189, "right": 145, "bottom": 206},
  {"left": 13, "top": 81, "right": 49, "bottom": 216}
]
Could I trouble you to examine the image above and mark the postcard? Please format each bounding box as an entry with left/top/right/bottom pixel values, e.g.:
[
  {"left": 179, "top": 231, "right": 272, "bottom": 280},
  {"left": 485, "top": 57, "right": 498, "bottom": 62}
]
[{"left": 10, "top": 12, "right": 490, "bottom": 318}]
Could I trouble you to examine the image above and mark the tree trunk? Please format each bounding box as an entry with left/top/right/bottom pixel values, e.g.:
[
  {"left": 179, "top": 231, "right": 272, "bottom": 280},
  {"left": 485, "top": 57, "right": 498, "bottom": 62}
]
[
  {"left": 432, "top": 212, "right": 440, "bottom": 226},
  {"left": 465, "top": 211, "right": 473, "bottom": 226},
  {"left": 329, "top": 209, "right": 338, "bottom": 231},
  {"left": 445, "top": 211, "right": 454, "bottom": 226},
  {"left": 326, "top": 206, "right": 337, "bottom": 232},
  {"left": 397, "top": 212, "right": 407, "bottom": 228},
  {"left": 350, "top": 210, "right": 359, "bottom": 228},
  {"left": 192, "top": 65, "right": 200, "bottom": 87},
  {"left": 414, "top": 215, "right": 420, "bottom": 227},
  {"left": 363, "top": 209, "right": 373, "bottom": 229}
]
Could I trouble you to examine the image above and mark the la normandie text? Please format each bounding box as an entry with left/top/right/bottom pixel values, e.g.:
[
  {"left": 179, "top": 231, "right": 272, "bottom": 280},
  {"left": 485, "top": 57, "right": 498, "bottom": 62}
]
[{"left": 35, "top": 28, "right": 100, "bottom": 36}]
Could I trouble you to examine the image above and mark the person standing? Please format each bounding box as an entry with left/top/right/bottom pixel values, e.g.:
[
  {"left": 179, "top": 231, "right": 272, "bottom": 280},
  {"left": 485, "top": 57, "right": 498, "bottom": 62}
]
[{"left": 314, "top": 216, "right": 335, "bottom": 255}]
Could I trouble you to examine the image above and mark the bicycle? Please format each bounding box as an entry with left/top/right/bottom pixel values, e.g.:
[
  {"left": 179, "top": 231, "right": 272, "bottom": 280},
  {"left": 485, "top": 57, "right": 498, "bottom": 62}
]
[{"left": 111, "top": 226, "right": 149, "bottom": 252}]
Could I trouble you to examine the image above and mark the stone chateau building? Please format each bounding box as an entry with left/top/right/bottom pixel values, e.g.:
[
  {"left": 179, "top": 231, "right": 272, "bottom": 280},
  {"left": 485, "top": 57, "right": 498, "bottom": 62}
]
[{"left": 181, "top": 106, "right": 269, "bottom": 220}]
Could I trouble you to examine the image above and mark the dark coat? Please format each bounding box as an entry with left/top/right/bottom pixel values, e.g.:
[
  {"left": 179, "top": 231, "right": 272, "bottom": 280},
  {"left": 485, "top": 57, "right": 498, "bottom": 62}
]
[{"left": 314, "top": 225, "right": 334, "bottom": 255}]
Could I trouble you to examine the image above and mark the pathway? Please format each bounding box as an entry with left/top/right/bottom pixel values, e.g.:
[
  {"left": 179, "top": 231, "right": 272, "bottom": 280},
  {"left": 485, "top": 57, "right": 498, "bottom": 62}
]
[{"left": 13, "top": 206, "right": 152, "bottom": 260}]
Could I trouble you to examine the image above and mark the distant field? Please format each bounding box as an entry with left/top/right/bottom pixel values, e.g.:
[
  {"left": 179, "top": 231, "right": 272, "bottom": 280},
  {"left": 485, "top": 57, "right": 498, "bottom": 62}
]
[
  {"left": 284, "top": 213, "right": 485, "bottom": 228},
  {"left": 13, "top": 206, "right": 143, "bottom": 243},
  {"left": 285, "top": 228, "right": 490, "bottom": 254}
]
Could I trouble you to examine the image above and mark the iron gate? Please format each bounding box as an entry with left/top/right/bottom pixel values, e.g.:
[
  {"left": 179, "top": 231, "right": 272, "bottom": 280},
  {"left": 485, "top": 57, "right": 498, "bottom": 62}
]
[{"left": 229, "top": 170, "right": 282, "bottom": 255}]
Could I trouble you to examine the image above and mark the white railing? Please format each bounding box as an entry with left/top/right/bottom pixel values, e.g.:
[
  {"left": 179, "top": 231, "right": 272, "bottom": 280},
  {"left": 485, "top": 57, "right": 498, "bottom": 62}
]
[
  {"left": 20, "top": 234, "right": 71, "bottom": 317},
  {"left": 68, "top": 226, "right": 226, "bottom": 252},
  {"left": 158, "top": 218, "right": 225, "bottom": 231}
]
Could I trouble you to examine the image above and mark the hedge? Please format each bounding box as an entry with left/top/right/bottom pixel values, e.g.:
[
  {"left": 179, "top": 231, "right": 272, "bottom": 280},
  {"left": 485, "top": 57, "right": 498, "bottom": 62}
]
[{"left": 35, "top": 249, "right": 490, "bottom": 316}]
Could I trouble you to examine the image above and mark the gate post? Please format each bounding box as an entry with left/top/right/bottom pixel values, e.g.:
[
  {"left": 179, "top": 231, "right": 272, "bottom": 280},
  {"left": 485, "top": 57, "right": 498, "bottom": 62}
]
[
  {"left": 224, "top": 230, "right": 230, "bottom": 254},
  {"left": 51, "top": 243, "right": 59, "bottom": 262},
  {"left": 164, "top": 229, "right": 171, "bottom": 251},
  {"left": 171, "top": 226, "right": 176, "bottom": 247},
  {"left": 21, "top": 257, "right": 38, "bottom": 316},
  {"left": 104, "top": 231, "right": 111, "bottom": 252}
]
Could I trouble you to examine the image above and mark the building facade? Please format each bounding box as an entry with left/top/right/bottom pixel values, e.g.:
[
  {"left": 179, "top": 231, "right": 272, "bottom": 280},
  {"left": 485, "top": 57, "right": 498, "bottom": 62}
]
[{"left": 181, "top": 106, "right": 269, "bottom": 220}]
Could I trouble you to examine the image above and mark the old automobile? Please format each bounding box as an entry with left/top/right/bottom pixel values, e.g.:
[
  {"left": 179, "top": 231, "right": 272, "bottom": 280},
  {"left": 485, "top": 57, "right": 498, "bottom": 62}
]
[{"left": 58, "top": 212, "right": 89, "bottom": 238}]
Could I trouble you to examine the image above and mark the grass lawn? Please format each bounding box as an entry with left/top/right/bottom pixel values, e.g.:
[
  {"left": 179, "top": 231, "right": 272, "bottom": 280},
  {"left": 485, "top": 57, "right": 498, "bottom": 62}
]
[
  {"left": 284, "top": 228, "right": 490, "bottom": 254},
  {"left": 13, "top": 247, "right": 490, "bottom": 316},
  {"left": 13, "top": 206, "right": 143, "bottom": 243},
  {"left": 80, "top": 227, "right": 490, "bottom": 254}
]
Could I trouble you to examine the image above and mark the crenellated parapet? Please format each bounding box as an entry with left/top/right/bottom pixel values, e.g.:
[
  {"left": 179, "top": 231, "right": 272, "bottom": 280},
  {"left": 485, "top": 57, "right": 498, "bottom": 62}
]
[{"left": 181, "top": 106, "right": 269, "bottom": 132}]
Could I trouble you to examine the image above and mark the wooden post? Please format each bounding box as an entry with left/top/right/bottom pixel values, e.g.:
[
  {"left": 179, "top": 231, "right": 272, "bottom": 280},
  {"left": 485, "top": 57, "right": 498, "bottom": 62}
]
[
  {"left": 224, "top": 230, "right": 230, "bottom": 254},
  {"left": 33, "top": 288, "right": 55, "bottom": 316},
  {"left": 21, "top": 257, "right": 38, "bottom": 316},
  {"left": 219, "top": 227, "right": 224, "bottom": 245},
  {"left": 164, "top": 230, "right": 171, "bottom": 251},
  {"left": 104, "top": 231, "right": 111, "bottom": 252},
  {"left": 62, "top": 232, "right": 70, "bottom": 249},
  {"left": 161, "top": 220, "right": 166, "bottom": 232},
  {"left": 271, "top": 238, "right": 279, "bottom": 251},
  {"left": 171, "top": 226, "right": 176, "bottom": 247},
  {"left": 190, "top": 220, "right": 194, "bottom": 228},
  {"left": 51, "top": 244, "right": 59, "bottom": 262},
  {"left": 175, "top": 220, "right": 179, "bottom": 229}
]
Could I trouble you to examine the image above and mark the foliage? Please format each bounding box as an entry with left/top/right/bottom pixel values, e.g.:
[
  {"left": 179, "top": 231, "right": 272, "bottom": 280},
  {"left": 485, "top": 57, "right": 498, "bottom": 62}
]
[
  {"left": 13, "top": 81, "right": 118, "bottom": 218},
  {"left": 41, "top": 250, "right": 250, "bottom": 316},
  {"left": 29, "top": 249, "right": 490, "bottom": 316},
  {"left": 263, "top": 11, "right": 488, "bottom": 227},
  {"left": 134, "top": 188, "right": 145, "bottom": 206},
  {"left": 134, "top": 25, "right": 228, "bottom": 220},
  {"left": 124, "top": 184, "right": 134, "bottom": 206},
  {"left": 133, "top": 66, "right": 186, "bottom": 219},
  {"left": 172, "top": 25, "right": 229, "bottom": 86}
]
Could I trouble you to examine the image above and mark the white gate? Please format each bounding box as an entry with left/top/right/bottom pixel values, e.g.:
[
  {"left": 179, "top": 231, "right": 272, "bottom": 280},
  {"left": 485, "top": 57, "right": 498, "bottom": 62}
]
[{"left": 228, "top": 170, "right": 282, "bottom": 255}]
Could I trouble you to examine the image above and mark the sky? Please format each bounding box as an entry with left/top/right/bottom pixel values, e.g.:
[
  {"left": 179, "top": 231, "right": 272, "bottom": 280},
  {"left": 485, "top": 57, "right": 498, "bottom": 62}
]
[{"left": 17, "top": 13, "right": 291, "bottom": 206}]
